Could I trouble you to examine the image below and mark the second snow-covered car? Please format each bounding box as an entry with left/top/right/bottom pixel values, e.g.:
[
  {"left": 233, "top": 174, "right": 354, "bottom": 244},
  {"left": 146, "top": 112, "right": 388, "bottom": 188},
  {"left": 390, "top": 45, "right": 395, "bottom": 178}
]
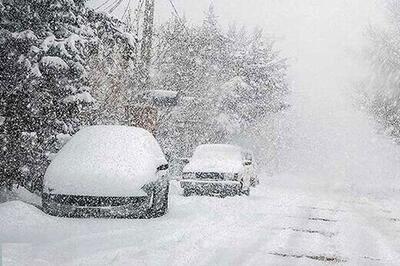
[
  {"left": 180, "top": 144, "right": 252, "bottom": 197},
  {"left": 42, "top": 126, "right": 169, "bottom": 219}
]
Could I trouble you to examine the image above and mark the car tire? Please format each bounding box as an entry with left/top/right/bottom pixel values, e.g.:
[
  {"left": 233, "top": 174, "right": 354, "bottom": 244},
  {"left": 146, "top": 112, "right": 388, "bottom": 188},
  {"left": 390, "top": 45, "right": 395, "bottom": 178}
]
[
  {"left": 239, "top": 181, "right": 250, "bottom": 196},
  {"left": 42, "top": 199, "right": 54, "bottom": 216},
  {"left": 242, "top": 188, "right": 250, "bottom": 196},
  {"left": 183, "top": 188, "right": 192, "bottom": 197},
  {"left": 148, "top": 181, "right": 169, "bottom": 218},
  {"left": 239, "top": 180, "right": 249, "bottom": 196},
  {"left": 42, "top": 196, "right": 68, "bottom": 217}
]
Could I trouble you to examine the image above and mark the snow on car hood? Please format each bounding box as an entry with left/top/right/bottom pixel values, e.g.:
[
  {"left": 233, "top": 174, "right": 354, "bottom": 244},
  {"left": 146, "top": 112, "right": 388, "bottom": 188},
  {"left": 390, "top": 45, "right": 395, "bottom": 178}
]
[
  {"left": 44, "top": 126, "right": 167, "bottom": 197},
  {"left": 183, "top": 144, "right": 244, "bottom": 173}
]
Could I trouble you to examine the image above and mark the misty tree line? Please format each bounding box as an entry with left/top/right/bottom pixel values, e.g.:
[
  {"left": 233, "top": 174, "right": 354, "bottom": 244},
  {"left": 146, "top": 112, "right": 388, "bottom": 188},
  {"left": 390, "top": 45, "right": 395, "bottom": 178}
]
[
  {"left": 0, "top": 0, "right": 288, "bottom": 192},
  {"left": 363, "top": 0, "right": 400, "bottom": 142},
  {"left": 154, "top": 8, "right": 288, "bottom": 165}
]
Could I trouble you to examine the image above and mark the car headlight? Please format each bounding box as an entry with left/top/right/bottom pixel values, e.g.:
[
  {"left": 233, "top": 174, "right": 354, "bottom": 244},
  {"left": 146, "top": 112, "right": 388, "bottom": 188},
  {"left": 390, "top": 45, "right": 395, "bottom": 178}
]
[{"left": 182, "top": 172, "right": 196, "bottom": 179}]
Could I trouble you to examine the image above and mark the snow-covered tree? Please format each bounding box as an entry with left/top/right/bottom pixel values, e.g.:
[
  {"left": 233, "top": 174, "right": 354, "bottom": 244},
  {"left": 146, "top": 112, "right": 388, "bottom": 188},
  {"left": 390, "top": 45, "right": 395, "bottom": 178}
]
[
  {"left": 153, "top": 8, "right": 289, "bottom": 165},
  {"left": 0, "top": 0, "right": 136, "bottom": 191},
  {"left": 363, "top": 0, "right": 400, "bottom": 141}
]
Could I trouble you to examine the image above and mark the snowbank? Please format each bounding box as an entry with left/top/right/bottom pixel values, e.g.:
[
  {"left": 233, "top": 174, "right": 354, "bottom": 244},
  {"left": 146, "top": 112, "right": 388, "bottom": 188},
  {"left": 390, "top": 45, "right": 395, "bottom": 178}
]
[
  {"left": 1, "top": 177, "right": 399, "bottom": 265},
  {"left": 44, "top": 126, "right": 167, "bottom": 197},
  {"left": 183, "top": 144, "right": 244, "bottom": 173}
]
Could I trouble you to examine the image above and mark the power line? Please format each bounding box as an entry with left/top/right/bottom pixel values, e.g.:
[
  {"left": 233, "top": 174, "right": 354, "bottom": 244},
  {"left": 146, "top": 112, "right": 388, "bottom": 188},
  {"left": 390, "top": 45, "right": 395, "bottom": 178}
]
[
  {"left": 103, "top": 0, "right": 121, "bottom": 12},
  {"left": 95, "top": 0, "right": 138, "bottom": 24},
  {"left": 95, "top": 0, "right": 114, "bottom": 11},
  {"left": 109, "top": 0, "right": 125, "bottom": 13},
  {"left": 121, "top": 0, "right": 132, "bottom": 21},
  {"left": 166, "top": 0, "right": 189, "bottom": 35},
  {"left": 168, "top": 0, "right": 183, "bottom": 24},
  {"left": 166, "top": 0, "right": 181, "bottom": 22}
]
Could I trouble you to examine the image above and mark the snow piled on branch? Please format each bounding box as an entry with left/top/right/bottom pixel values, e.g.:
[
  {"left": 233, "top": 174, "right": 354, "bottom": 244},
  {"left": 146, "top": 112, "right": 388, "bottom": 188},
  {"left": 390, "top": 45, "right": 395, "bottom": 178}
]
[
  {"left": 40, "top": 56, "right": 69, "bottom": 70},
  {"left": 11, "top": 30, "right": 37, "bottom": 41},
  {"left": 63, "top": 91, "right": 95, "bottom": 104}
]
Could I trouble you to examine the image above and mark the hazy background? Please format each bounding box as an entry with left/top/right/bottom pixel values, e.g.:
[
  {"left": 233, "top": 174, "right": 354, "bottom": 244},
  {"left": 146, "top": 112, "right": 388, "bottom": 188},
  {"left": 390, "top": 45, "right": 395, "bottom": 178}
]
[
  {"left": 89, "top": 0, "right": 400, "bottom": 192},
  {"left": 158, "top": 0, "right": 384, "bottom": 94},
  {"left": 88, "top": 0, "right": 385, "bottom": 102},
  {"left": 156, "top": 0, "right": 399, "bottom": 190}
]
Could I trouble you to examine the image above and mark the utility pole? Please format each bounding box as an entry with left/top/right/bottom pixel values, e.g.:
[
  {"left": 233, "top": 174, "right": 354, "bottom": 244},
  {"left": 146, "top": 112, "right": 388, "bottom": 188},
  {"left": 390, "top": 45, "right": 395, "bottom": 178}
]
[
  {"left": 126, "top": 0, "right": 157, "bottom": 133},
  {"left": 140, "top": 0, "right": 155, "bottom": 91}
]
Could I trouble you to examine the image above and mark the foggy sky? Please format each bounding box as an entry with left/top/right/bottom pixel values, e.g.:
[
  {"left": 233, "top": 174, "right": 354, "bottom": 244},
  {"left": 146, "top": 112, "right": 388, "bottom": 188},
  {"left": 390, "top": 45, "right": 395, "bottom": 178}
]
[
  {"left": 157, "top": 0, "right": 385, "bottom": 92},
  {"left": 162, "top": 0, "right": 399, "bottom": 188},
  {"left": 89, "top": 0, "right": 385, "bottom": 91},
  {"left": 87, "top": 0, "right": 400, "bottom": 188}
]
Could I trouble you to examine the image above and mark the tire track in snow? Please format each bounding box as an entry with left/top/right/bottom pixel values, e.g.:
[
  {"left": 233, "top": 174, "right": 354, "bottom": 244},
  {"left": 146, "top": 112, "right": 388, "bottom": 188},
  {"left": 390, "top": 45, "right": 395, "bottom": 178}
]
[{"left": 336, "top": 197, "right": 400, "bottom": 264}]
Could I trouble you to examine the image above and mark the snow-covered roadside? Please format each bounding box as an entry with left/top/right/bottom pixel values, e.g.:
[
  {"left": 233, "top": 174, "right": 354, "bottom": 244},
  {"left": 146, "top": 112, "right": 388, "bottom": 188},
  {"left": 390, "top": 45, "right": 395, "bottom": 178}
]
[
  {"left": 1, "top": 176, "right": 399, "bottom": 266},
  {"left": 0, "top": 186, "right": 41, "bottom": 207}
]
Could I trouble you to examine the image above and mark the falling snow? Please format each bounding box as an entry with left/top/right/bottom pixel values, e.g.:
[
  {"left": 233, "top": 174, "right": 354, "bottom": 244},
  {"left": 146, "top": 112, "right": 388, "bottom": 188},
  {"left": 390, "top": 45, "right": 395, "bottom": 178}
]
[{"left": 1, "top": 0, "right": 400, "bottom": 265}]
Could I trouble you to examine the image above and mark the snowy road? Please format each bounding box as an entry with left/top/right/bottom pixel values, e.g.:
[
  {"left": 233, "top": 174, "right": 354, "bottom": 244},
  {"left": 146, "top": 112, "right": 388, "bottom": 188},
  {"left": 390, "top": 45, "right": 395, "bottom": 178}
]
[{"left": 1, "top": 175, "right": 400, "bottom": 265}]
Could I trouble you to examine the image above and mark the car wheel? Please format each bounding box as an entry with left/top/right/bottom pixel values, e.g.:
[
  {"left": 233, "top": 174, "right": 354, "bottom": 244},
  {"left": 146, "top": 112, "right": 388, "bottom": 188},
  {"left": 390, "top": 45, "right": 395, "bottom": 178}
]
[
  {"left": 183, "top": 188, "right": 192, "bottom": 197},
  {"left": 242, "top": 188, "right": 250, "bottom": 196},
  {"left": 239, "top": 181, "right": 250, "bottom": 196},
  {"left": 42, "top": 197, "right": 65, "bottom": 217},
  {"left": 250, "top": 177, "right": 256, "bottom": 187},
  {"left": 42, "top": 199, "right": 53, "bottom": 215},
  {"left": 148, "top": 181, "right": 169, "bottom": 218}
]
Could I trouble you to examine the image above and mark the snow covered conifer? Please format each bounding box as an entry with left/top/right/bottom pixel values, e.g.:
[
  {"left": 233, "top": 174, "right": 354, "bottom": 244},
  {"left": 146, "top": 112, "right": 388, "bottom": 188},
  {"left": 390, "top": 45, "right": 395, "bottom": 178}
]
[
  {"left": 153, "top": 7, "right": 289, "bottom": 166},
  {"left": 0, "top": 0, "right": 136, "bottom": 191}
]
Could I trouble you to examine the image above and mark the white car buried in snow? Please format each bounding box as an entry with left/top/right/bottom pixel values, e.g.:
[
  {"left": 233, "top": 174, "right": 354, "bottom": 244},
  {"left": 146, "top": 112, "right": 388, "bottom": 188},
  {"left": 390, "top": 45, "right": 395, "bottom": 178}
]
[
  {"left": 42, "top": 126, "right": 170, "bottom": 219},
  {"left": 180, "top": 144, "right": 252, "bottom": 197}
]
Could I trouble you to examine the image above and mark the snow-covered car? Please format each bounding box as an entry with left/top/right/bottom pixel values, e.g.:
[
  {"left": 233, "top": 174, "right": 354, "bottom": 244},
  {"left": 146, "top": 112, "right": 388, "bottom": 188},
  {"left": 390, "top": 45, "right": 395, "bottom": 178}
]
[
  {"left": 42, "top": 126, "right": 170, "bottom": 219},
  {"left": 180, "top": 144, "right": 252, "bottom": 197}
]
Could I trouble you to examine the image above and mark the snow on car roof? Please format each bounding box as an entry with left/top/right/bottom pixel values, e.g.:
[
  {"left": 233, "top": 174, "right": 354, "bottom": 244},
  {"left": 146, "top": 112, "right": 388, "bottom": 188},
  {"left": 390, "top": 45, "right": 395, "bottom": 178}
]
[
  {"left": 183, "top": 144, "right": 244, "bottom": 173},
  {"left": 44, "top": 126, "right": 167, "bottom": 197}
]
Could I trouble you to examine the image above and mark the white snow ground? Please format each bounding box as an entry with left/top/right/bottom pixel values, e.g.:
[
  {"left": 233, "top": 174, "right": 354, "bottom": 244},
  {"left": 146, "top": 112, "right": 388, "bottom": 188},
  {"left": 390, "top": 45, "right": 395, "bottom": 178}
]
[{"left": 1, "top": 176, "right": 399, "bottom": 266}]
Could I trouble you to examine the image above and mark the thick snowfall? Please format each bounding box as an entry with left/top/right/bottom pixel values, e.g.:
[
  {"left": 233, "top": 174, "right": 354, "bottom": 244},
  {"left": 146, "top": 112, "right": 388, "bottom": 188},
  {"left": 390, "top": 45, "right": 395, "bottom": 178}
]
[{"left": 1, "top": 0, "right": 400, "bottom": 265}]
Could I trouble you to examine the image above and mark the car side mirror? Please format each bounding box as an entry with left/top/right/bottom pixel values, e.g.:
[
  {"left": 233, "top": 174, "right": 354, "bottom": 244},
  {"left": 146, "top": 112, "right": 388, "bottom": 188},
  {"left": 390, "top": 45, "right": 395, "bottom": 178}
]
[
  {"left": 243, "top": 160, "right": 252, "bottom": 166},
  {"left": 157, "top": 164, "right": 169, "bottom": 171}
]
